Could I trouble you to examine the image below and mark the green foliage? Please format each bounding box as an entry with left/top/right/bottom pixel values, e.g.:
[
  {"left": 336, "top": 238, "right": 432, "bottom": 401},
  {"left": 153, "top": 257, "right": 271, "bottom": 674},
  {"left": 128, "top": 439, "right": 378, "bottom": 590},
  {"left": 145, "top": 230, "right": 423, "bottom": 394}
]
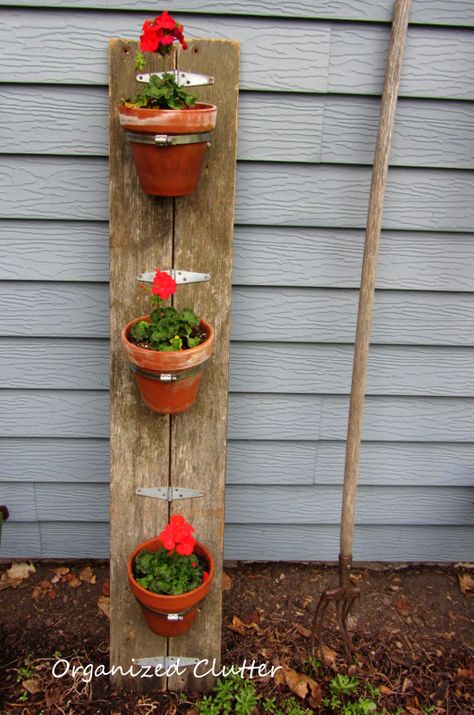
[
  {"left": 134, "top": 547, "right": 203, "bottom": 595},
  {"left": 134, "top": 49, "right": 146, "bottom": 71},
  {"left": 322, "top": 674, "right": 384, "bottom": 714},
  {"left": 131, "top": 304, "right": 203, "bottom": 352},
  {"left": 196, "top": 676, "right": 313, "bottom": 715},
  {"left": 123, "top": 72, "right": 197, "bottom": 110}
]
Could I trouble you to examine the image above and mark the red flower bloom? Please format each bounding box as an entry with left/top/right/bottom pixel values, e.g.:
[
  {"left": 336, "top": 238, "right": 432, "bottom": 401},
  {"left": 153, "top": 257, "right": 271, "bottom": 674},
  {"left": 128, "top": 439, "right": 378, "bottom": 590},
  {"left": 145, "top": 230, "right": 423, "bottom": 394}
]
[
  {"left": 154, "top": 10, "right": 176, "bottom": 31},
  {"left": 139, "top": 11, "right": 187, "bottom": 55},
  {"left": 159, "top": 514, "right": 196, "bottom": 555},
  {"left": 151, "top": 269, "right": 177, "bottom": 300},
  {"left": 140, "top": 20, "right": 160, "bottom": 52},
  {"left": 191, "top": 561, "right": 197, "bottom": 568}
]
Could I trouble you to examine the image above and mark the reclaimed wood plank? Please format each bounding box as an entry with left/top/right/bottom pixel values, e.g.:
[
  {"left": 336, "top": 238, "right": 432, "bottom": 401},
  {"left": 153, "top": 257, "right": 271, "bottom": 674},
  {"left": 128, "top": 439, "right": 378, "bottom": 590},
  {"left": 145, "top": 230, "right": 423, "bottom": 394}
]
[
  {"left": 166, "top": 38, "right": 239, "bottom": 692},
  {"left": 108, "top": 38, "right": 173, "bottom": 690}
]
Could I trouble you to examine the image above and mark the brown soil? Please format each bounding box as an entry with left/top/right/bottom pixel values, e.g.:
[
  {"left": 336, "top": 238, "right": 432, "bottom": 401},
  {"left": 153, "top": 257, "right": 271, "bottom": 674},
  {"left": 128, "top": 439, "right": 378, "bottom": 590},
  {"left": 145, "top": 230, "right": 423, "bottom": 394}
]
[{"left": 0, "top": 560, "right": 473, "bottom": 714}]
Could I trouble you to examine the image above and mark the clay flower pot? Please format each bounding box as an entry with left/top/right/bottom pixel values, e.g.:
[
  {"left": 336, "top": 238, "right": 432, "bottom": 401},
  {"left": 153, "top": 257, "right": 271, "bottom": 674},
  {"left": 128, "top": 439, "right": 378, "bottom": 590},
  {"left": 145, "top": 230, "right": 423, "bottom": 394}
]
[
  {"left": 118, "top": 103, "right": 217, "bottom": 196},
  {"left": 121, "top": 315, "right": 214, "bottom": 414},
  {"left": 128, "top": 535, "right": 214, "bottom": 637}
]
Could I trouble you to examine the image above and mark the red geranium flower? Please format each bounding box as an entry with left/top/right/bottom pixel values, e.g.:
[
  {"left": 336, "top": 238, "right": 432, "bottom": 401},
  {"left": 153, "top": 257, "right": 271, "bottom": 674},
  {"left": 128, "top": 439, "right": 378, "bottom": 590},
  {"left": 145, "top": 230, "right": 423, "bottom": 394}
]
[
  {"left": 139, "top": 11, "right": 187, "bottom": 55},
  {"left": 159, "top": 514, "right": 196, "bottom": 555},
  {"left": 151, "top": 269, "right": 177, "bottom": 300}
]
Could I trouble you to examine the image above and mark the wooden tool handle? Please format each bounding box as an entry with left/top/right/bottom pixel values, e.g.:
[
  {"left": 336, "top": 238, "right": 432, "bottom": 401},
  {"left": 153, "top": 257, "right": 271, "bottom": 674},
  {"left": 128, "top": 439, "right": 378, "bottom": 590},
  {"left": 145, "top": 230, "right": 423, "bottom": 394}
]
[{"left": 340, "top": 0, "right": 411, "bottom": 558}]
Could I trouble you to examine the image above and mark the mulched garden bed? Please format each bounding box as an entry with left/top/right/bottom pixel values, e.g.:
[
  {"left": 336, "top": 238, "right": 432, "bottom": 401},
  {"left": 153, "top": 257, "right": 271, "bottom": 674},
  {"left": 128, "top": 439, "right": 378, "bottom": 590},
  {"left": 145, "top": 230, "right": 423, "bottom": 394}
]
[{"left": 0, "top": 560, "right": 473, "bottom": 714}]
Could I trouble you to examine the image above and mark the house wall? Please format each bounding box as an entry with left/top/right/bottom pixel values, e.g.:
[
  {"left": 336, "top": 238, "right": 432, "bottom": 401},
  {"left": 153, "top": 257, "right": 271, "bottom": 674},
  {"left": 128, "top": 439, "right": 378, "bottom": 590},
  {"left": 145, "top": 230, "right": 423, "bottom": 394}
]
[{"left": 1, "top": 1, "right": 473, "bottom": 561}]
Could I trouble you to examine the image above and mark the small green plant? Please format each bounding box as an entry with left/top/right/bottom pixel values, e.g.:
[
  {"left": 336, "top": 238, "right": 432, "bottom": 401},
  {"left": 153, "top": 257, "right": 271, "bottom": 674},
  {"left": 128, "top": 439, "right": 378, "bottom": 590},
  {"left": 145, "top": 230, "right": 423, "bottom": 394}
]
[
  {"left": 234, "top": 678, "right": 259, "bottom": 715},
  {"left": 330, "top": 674, "right": 360, "bottom": 697},
  {"left": 130, "top": 270, "right": 205, "bottom": 352},
  {"left": 123, "top": 11, "right": 198, "bottom": 111},
  {"left": 134, "top": 515, "right": 208, "bottom": 595},
  {"left": 303, "top": 654, "right": 323, "bottom": 676},
  {"left": 124, "top": 72, "right": 197, "bottom": 110},
  {"left": 16, "top": 658, "right": 34, "bottom": 682}
]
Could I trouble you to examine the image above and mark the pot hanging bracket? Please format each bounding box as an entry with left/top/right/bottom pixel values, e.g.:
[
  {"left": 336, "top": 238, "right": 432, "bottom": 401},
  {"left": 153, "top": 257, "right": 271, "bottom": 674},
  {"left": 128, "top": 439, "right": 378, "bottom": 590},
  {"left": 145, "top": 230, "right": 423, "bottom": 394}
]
[
  {"left": 136, "top": 70, "right": 215, "bottom": 87},
  {"left": 133, "top": 656, "right": 201, "bottom": 669},
  {"left": 138, "top": 269, "right": 211, "bottom": 285},
  {"left": 136, "top": 486, "right": 204, "bottom": 501}
]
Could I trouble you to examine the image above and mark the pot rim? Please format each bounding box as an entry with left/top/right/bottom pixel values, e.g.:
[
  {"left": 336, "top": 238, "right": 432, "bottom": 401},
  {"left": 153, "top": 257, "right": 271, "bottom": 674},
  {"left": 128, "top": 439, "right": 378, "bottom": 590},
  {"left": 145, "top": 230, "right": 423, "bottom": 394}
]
[
  {"left": 122, "top": 315, "right": 214, "bottom": 362},
  {"left": 117, "top": 101, "right": 217, "bottom": 115},
  {"left": 127, "top": 537, "right": 215, "bottom": 602}
]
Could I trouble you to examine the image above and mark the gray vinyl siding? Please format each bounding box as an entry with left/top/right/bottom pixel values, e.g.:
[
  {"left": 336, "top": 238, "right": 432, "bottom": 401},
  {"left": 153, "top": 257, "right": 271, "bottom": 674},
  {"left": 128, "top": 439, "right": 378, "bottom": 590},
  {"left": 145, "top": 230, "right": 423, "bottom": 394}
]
[{"left": 0, "top": 3, "right": 473, "bottom": 562}]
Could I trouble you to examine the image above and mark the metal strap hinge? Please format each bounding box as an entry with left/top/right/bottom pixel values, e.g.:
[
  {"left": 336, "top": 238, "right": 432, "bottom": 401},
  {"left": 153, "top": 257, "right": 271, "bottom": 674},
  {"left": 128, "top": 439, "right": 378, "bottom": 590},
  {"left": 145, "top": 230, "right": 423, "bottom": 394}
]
[
  {"left": 133, "top": 656, "right": 200, "bottom": 669},
  {"left": 138, "top": 269, "right": 210, "bottom": 285},
  {"left": 136, "top": 70, "right": 215, "bottom": 87},
  {"left": 136, "top": 486, "right": 204, "bottom": 501}
]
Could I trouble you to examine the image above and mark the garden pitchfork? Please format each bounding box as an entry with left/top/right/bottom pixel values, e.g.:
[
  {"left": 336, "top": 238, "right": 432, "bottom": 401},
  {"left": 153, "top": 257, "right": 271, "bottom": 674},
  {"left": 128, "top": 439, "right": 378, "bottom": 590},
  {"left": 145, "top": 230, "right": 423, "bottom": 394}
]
[{"left": 310, "top": 0, "right": 412, "bottom": 660}]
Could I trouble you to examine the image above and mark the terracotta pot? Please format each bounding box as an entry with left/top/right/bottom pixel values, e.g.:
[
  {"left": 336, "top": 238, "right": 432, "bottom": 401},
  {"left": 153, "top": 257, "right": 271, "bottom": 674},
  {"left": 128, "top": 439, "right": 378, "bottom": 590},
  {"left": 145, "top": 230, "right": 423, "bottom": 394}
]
[
  {"left": 121, "top": 315, "right": 214, "bottom": 414},
  {"left": 117, "top": 103, "right": 217, "bottom": 196},
  {"left": 128, "top": 536, "right": 214, "bottom": 637}
]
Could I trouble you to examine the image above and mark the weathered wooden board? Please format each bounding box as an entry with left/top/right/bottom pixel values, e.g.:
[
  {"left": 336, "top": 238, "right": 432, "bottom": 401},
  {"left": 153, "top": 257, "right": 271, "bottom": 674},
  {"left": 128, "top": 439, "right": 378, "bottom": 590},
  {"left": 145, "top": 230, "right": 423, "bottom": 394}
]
[
  {"left": 109, "top": 38, "right": 238, "bottom": 692},
  {"left": 3, "top": 339, "right": 474, "bottom": 397},
  {"left": 2, "top": 391, "right": 474, "bottom": 442},
  {"left": 3, "top": 86, "right": 474, "bottom": 170},
  {"left": 2, "top": 439, "right": 473, "bottom": 488},
  {"left": 3, "top": 482, "right": 474, "bottom": 526},
  {"left": 3, "top": 158, "right": 474, "bottom": 232},
  {"left": 1, "top": 1, "right": 473, "bottom": 27},
  {"left": 2, "top": 12, "right": 474, "bottom": 98},
  {"left": 164, "top": 39, "right": 239, "bottom": 691},
  {"left": 2, "top": 522, "right": 474, "bottom": 562},
  {"left": 108, "top": 39, "right": 173, "bottom": 690}
]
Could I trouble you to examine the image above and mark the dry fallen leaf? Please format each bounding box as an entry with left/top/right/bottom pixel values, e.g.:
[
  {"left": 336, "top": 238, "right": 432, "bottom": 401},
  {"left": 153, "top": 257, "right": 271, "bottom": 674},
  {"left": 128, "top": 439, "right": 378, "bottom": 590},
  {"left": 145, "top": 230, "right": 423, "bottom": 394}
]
[
  {"left": 98, "top": 595, "right": 111, "bottom": 619},
  {"left": 395, "top": 594, "right": 410, "bottom": 617},
  {"left": 294, "top": 623, "right": 312, "bottom": 638},
  {"left": 79, "top": 566, "right": 96, "bottom": 584},
  {"left": 102, "top": 580, "right": 110, "bottom": 596},
  {"left": 22, "top": 678, "right": 42, "bottom": 694},
  {"left": 458, "top": 573, "right": 474, "bottom": 595},
  {"left": 0, "top": 562, "right": 36, "bottom": 590},
  {"left": 50, "top": 566, "right": 69, "bottom": 578},
  {"left": 379, "top": 685, "right": 394, "bottom": 695},
  {"left": 275, "top": 666, "right": 322, "bottom": 708},
  {"left": 32, "top": 580, "right": 56, "bottom": 600},
  {"left": 63, "top": 572, "right": 82, "bottom": 589},
  {"left": 321, "top": 644, "right": 338, "bottom": 668},
  {"left": 222, "top": 572, "right": 232, "bottom": 592},
  {"left": 227, "top": 614, "right": 262, "bottom": 635}
]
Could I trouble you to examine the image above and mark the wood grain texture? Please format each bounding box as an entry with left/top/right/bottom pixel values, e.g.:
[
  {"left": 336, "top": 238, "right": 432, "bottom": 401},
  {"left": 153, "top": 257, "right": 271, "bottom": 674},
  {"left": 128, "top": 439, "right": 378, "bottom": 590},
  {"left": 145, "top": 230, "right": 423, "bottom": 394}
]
[
  {"left": 2, "top": 11, "right": 474, "bottom": 97},
  {"left": 2, "top": 522, "right": 474, "bottom": 562},
  {"left": 2, "top": 391, "right": 474, "bottom": 443},
  {"left": 0, "top": 1, "right": 473, "bottom": 27},
  {"left": 108, "top": 39, "right": 173, "bottom": 690},
  {"left": 3, "top": 482, "right": 474, "bottom": 526},
  {"left": 3, "top": 87, "right": 474, "bottom": 170},
  {"left": 165, "top": 39, "right": 239, "bottom": 692},
  {"left": 3, "top": 158, "right": 474, "bottom": 232},
  {"left": 2, "top": 439, "right": 473, "bottom": 488},
  {"left": 3, "top": 222, "right": 474, "bottom": 292},
  {"left": 3, "top": 339, "right": 474, "bottom": 397}
]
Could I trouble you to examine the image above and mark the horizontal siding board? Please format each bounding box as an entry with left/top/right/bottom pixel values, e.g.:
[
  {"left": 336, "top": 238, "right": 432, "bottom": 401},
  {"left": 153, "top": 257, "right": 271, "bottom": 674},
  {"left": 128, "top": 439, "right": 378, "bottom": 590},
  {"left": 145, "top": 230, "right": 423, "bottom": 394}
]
[
  {"left": 0, "top": 2, "right": 473, "bottom": 27},
  {"left": 232, "top": 288, "right": 474, "bottom": 346},
  {"left": 2, "top": 222, "right": 474, "bottom": 293},
  {"left": 1, "top": 284, "right": 473, "bottom": 346},
  {"left": 0, "top": 522, "right": 42, "bottom": 559},
  {"left": 3, "top": 87, "right": 474, "bottom": 170},
  {"left": 1, "top": 439, "right": 472, "bottom": 488},
  {"left": 1, "top": 12, "right": 474, "bottom": 98},
  {"left": 3, "top": 338, "right": 474, "bottom": 396},
  {"left": 3, "top": 158, "right": 474, "bottom": 232},
  {"left": 230, "top": 344, "right": 474, "bottom": 396},
  {"left": 227, "top": 441, "right": 474, "bottom": 487},
  {"left": 233, "top": 227, "right": 474, "bottom": 292},
  {"left": 1, "top": 391, "right": 473, "bottom": 442},
  {"left": 2, "top": 522, "right": 473, "bottom": 561},
  {"left": 0, "top": 483, "right": 36, "bottom": 521},
  {"left": 4, "top": 483, "right": 473, "bottom": 526},
  {"left": 224, "top": 525, "right": 474, "bottom": 561},
  {"left": 0, "top": 438, "right": 109, "bottom": 483},
  {"left": 225, "top": 485, "right": 474, "bottom": 525}
]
